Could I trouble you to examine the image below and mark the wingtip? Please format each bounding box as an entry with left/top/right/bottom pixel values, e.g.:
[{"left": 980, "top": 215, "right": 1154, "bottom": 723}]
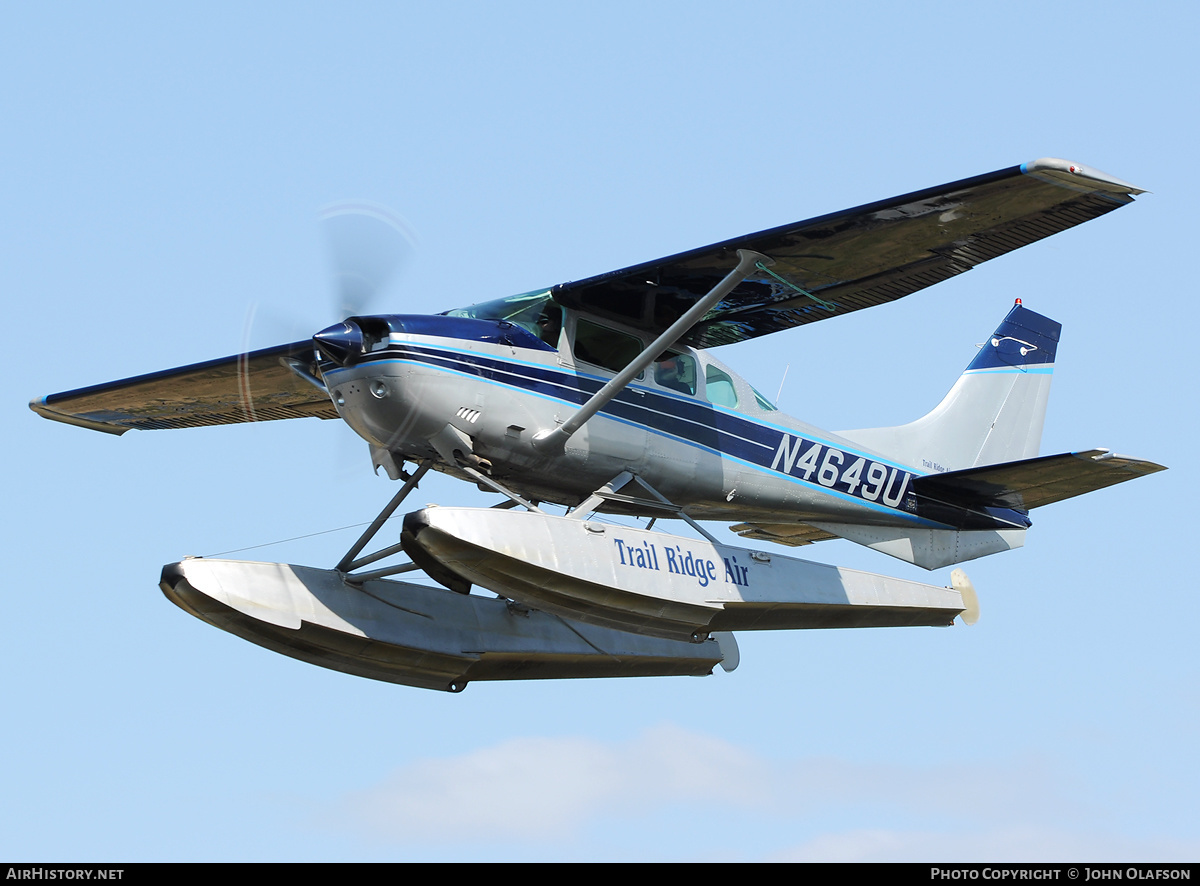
[
  {"left": 1082, "top": 449, "right": 1168, "bottom": 474},
  {"left": 30, "top": 396, "right": 128, "bottom": 435},
  {"left": 1021, "top": 158, "right": 1146, "bottom": 196}
]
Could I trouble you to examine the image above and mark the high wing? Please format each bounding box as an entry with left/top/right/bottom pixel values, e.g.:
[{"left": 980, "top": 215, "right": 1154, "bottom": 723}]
[
  {"left": 30, "top": 341, "right": 336, "bottom": 435},
  {"left": 33, "top": 159, "right": 1142, "bottom": 436},
  {"left": 552, "top": 158, "right": 1144, "bottom": 348}
]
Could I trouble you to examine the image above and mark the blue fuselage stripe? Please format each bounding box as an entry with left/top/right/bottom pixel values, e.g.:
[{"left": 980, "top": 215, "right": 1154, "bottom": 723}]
[{"left": 326, "top": 338, "right": 1022, "bottom": 530}]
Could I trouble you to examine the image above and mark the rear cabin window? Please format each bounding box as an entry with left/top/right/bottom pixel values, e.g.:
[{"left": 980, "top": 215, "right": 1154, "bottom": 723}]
[
  {"left": 752, "top": 387, "right": 778, "bottom": 411},
  {"left": 705, "top": 365, "right": 739, "bottom": 408}
]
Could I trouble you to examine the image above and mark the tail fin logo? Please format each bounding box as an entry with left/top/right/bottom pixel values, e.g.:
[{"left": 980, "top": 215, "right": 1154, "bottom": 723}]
[{"left": 985, "top": 334, "right": 1041, "bottom": 370}]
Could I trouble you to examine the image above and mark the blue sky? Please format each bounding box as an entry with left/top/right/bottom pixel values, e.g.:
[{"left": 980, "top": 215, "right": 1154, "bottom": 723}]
[{"left": 5, "top": 2, "right": 1197, "bottom": 861}]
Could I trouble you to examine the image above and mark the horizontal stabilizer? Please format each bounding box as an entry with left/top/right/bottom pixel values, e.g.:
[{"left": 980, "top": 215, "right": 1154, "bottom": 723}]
[
  {"left": 741, "top": 450, "right": 1165, "bottom": 569},
  {"left": 912, "top": 449, "right": 1167, "bottom": 511},
  {"left": 30, "top": 341, "right": 336, "bottom": 434},
  {"left": 729, "top": 522, "right": 838, "bottom": 547}
]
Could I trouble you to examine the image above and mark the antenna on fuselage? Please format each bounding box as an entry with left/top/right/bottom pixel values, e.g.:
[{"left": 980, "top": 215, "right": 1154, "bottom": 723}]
[{"left": 775, "top": 363, "right": 790, "bottom": 408}]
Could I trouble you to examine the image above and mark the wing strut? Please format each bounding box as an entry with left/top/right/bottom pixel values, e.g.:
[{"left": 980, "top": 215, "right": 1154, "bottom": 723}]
[{"left": 533, "top": 248, "right": 769, "bottom": 452}]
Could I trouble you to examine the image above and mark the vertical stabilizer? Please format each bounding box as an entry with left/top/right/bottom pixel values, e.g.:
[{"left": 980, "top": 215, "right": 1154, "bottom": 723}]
[{"left": 839, "top": 304, "right": 1060, "bottom": 472}]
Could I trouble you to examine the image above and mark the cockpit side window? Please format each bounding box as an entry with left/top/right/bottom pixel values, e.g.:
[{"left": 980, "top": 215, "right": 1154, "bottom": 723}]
[
  {"left": 652, "top": 352, "right": 697, "bottom": 396},
  {"left": 533, "top": 301, "right": 563, "bottom": 347},
  {"left": 574, "top": 318, "right": 644, "bottom": 375}
]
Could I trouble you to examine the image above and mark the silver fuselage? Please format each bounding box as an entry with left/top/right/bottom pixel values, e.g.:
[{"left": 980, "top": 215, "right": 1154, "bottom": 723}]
[{"left": 317, "top": 310, "right": 1005, "bottom": 537}]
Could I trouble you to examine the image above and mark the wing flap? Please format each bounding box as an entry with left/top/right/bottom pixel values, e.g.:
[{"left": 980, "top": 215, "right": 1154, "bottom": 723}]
[
  {"left": 912, "top": 449, "right": 1167, "bottom": 512},
  {"left": 552, "top": 159, "right": 1142, "bottom": 348},
  {"left": 31, "top": 341, "right": 337, "bottom": 435}
]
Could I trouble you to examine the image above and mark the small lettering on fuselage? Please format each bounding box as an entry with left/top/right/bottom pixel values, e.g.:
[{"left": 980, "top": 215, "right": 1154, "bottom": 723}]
[
  {"left": 770, "top": 434, "right": 913, "bottom": 509},
  {"left": 359, "top": 341, "right": 922, "bottom": 517},
  {"left": 614, "top": 539, "right": 750, "bottom": 588}
]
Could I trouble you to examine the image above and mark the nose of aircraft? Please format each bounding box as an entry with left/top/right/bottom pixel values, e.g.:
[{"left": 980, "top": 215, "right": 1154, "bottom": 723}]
[{"left": 313, "top": 320, "right": 365, "bottom": 365}]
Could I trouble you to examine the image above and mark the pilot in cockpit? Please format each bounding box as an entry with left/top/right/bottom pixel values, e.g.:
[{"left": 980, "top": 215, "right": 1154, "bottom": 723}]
[
  {"left": 654, "top": 353, "right": 696, "bottom": 395},
  {"left": 536, "top": 305, "right": 563, "bottom": 346}
]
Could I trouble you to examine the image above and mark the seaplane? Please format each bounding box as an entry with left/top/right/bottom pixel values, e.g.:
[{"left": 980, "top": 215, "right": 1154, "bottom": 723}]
[{"left": 31, "top": 158, "right": 1165, "bottom": 692}]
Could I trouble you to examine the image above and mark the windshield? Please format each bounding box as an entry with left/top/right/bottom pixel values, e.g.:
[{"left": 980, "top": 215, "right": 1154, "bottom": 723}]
[{"left": 444, "top": 289, "right": 561, "bottom": 343}]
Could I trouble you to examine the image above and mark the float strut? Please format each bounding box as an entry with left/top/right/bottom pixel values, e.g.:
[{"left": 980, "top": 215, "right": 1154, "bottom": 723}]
[{"left": 335, "top": 459, "right": 431, "bottom": 572}]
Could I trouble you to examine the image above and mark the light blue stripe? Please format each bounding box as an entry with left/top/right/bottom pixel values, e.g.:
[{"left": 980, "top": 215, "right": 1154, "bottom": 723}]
[
  {"left": 330, "top": 347, "right": 946, "bottom": 527},
  {"left": 963, "top": 366, "right": 1054, "bottom": 375}
]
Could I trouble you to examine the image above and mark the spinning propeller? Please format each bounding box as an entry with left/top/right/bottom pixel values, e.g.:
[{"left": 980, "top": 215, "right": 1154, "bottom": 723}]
[
  {"left": 320, "top": 200, "right": 419, "bottom": 321},
  {"left": 239, "top": 200, "right": 418, "bottom": 356},
  {"left": 311, "top": 202, "right": 419, "bottom": 368},
  {"left": 253, "top": 198, "right": 415, "bottom": 342},
  {"left": 233, "top": 201, "right": 419, "bottom": 460}
]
